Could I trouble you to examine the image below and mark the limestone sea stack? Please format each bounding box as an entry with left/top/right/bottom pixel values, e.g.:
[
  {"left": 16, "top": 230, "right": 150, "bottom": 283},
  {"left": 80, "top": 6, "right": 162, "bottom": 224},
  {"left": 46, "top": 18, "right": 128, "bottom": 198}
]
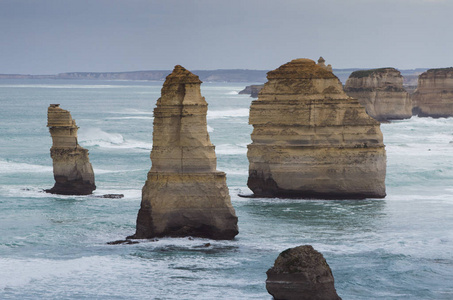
[
  {"left": 247, "top": 59, "right": 386, "bottom": 199},
  {"left": 266, "top": 245, "right": 342, "bottom": 300},
  {"left": 344, "top": 68, "right": 412, "bottom": 121},
  {"left": 131, "top": 65, "right": 238, "bottom": 240},
  {"left": 46, "top": 104, "right": 95, "bottom": 195},
  {"left": 412, "top": 68, "right": 453, "bottom": 117}
]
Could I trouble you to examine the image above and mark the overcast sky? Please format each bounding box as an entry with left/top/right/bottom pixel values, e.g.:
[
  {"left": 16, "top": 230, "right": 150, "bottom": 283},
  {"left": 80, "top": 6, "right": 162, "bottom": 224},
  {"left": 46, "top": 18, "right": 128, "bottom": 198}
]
[{"left": 1, "top": 0, "right": 452, "bottom": 74}]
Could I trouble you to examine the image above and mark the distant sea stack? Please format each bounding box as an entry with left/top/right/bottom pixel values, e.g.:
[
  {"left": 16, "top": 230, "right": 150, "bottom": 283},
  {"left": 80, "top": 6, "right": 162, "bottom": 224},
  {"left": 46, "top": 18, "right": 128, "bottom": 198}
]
[
  {"left": 412, "top": 68, "right": 453, "bottom": 118},
  {"left": 247, "top": 58, "right": 386, "bottom": 199},
  {"left": 131, "top": 65, "right": 238, "bottom": 240},
  {"left": 344, "top": 68, "right": 412, "bottom": 121},
  {"left": 46, "top": 104, "right": 96, "bottom": 195},
  {"left": 266, "top": 245, "right": 342, "bottom": 300},
  {"left": 238, "top": 84, "right": 264, "bottom": 98}
]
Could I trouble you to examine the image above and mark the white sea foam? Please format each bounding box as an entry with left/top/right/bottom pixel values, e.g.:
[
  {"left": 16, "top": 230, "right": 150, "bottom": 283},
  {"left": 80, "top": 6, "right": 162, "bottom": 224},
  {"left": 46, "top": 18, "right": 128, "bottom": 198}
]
[
  {"left": 207, "top": 108, "right": 249, "bottom": 119},
  {"left": 215, "top": 143, "right": 248, "bottom": 155},
  {"left": 207, "top": 125, "right": 214, "bottom": 132},
  {"left": 78, "top": 128, "right": 152, "bottom": 151},
  {"left": 226, "top": 91, "right": 239, "bottom": 95},
  {"left": 109, "top": 108, "right": 153, "bottom": 115},
  {"left": 0, "top": 159, "right": 53, "bottom": 174},
  {"left": 105, "top": 116, "right": 153, "bottom": 120}
]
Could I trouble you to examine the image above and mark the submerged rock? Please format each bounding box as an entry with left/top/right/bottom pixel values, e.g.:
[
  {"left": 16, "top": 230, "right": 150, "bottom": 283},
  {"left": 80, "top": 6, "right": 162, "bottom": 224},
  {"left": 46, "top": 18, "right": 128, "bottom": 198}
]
[
  {"left": 46, "top": 104, "right": 95, "bottom": 195},
  {"left": 344, "top": 68, "right": 412, "bottom": 121},
  {"left": 412, "top": 68, "right": 453, "bottom": 117},
  {"left": 130, "top": 65, "right": 238, "bottom": 240},
  {"left": 266, "top": 245, "right": 342, "bottom": 300},
  {"left": 247, "top": 58, "right": 386, "bottom": 199}
]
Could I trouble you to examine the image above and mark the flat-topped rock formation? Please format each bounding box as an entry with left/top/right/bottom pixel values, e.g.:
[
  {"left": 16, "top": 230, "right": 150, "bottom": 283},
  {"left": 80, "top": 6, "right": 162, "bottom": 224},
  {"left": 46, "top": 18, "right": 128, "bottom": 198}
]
[
  {"left": 46, "top": 104, "right": 96, "bottom": 195},
  {"left": 266, "top": 245, "right": 342, "bottom": 300},
  {"left": 247, "top": 58, "right": 386, "bottom": 199},
  {"left": 412, "top": 68, "right": 453, "bottom": 117},
  {"left": 344, "top": 68, "right": 412, "bottom": 121},
  {"left": 238, "top": 84, "right": 264, "bottom": 98},
  {"left": 130, "top": 65, "right": 238, "bottom": 240}
]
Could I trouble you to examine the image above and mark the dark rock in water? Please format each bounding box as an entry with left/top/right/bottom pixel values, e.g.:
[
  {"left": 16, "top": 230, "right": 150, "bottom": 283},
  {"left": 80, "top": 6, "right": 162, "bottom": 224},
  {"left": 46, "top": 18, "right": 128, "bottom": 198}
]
[
  {"left": 238, "top": 84, "right": 264, "bottom": 98},
  {"left": 107, "top": 239, "right": 139, "bottom": 245},
  {"left": 130, "top": 65, "right": 239, "bottom": 240},
  {"left": 96, "top": 194, "right": 125, "bottom": 199},
  {"left": 266, "top": 245, "right": 341, "bottom": 300},
  {"left": 46, "top": 104, "right": 96, "bottom": 195}
]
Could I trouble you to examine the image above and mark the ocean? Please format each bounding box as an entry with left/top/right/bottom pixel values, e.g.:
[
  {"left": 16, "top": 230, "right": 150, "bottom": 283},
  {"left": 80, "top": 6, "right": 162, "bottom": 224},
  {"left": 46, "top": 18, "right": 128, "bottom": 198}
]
[{"left": 0, "top": 79, "right": 452, "bottom": 299}]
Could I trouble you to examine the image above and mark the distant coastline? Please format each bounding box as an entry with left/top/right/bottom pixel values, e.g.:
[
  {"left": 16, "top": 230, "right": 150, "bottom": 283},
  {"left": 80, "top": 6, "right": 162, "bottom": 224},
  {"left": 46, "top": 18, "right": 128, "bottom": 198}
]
[{"left": 0, "top": 68, "right": 427, "bottom": 84}]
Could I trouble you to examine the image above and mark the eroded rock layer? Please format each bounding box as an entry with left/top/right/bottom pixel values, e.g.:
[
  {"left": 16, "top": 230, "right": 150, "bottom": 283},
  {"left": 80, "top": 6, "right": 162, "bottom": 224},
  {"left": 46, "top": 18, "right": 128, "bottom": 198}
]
[
  {"left": 344, "top": 68, "right": 412, "bottom": 121},
  {"left": 266, "top": 245, "right": 342, "bottom": 300},
  {"left": 46, "top": 104, "right": 95, "bottom": 195},
  {"left": 412, "top": 68, "right": 453, "bottom": 117},
  {"left": 132, "top": 65, "right": 238, "bottom": 240},
  {"left": 247, "top": 59, "right": 386, "bottom": 199}
]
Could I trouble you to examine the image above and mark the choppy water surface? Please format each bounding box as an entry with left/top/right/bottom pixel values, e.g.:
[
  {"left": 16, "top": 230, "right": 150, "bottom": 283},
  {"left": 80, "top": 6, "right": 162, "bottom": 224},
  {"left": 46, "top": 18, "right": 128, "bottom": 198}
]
[{"left": 0, "top": 79, "right": 452, "bottom": 299}]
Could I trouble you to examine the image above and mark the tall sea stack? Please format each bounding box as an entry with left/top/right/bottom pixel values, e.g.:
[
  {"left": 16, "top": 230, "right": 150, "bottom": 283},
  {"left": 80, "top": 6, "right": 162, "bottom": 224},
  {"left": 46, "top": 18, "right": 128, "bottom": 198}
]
[
  {"left": 344, "top": 68, "right": 412, "bottom": 121},
  {"left": 46, "top": 104, "right": 95, "bottom": 195},
  {"left": 412, "top": 68, "right": 453, "bottom": 117},
  {"left": 247, "top": 59, "right": 386, "bottom": 199},
  {"left": 131, "top": 65, "right": 238, "bottom": 240}
]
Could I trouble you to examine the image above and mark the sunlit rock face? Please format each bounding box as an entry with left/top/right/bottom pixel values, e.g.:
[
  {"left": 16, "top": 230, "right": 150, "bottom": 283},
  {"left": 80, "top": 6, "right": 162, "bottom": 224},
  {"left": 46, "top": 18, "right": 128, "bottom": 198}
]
[
  {"left": 247, "top": 58, "right": 386, "bottom": 199},
  {"left": 412, "top": 68, "right": 453, "bottom": 118},
  {"left": 46, "top": 104, "right": 96, "bottom": 195},
  {"left": 131, "top": 65, "right": 238, "bottom": 240},
  {"left": 344, "top": 68, "right": 412, "bottom": 121}
]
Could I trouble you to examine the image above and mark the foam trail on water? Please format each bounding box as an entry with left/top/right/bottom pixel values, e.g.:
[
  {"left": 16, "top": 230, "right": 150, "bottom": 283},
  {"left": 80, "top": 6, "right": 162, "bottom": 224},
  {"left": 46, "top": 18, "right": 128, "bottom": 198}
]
[
  {"left": 0, "top": 159, "right": 53, "bottom": 174},
  {"left": 215, "top": 143, "right": 248, "bottom": 155},
  {"left": 78, "top": 128, "right": 152, "bottom": 151},
  {"left": 207, "top": 108, "right": 249, "bottom": 119}
]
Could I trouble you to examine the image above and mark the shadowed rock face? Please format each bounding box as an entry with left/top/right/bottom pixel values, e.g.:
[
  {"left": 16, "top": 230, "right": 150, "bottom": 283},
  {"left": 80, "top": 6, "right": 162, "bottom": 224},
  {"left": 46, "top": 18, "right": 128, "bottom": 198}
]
[
  {"left": 412, "top": 68, "right": 453, "bottom": 118},
  {"left": 131, "top": 65, "right": 238, "bottom": 240},
  {"left": 344, "top": 68, "right": 412, "bottom": 121},
  {"left": 46, "top": 104, "right": 95, "bottom": 195},
  {"left": 266, "top": 245, "right": 342, "bottom": 300},
  {"left": 247, "top": 58, "right": 386, "bottom": 199}
]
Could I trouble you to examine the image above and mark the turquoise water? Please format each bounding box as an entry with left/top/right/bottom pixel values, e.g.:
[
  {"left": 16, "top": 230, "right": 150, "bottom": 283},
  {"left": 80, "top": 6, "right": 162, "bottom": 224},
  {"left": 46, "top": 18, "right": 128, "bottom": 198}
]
[{"left": 0, "top": 79, "right": 452, "bottom": 299}]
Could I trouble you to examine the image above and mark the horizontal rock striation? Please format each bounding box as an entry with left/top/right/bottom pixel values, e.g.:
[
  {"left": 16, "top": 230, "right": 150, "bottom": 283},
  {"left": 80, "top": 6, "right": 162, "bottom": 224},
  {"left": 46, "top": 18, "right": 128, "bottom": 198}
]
[
  {"left": 412, "top": 68, "right": 453, "bottom": 117},
  {"left": 247, "top": 59, "right": 386, "bottom": 199},
  {"left": 46, "top": 104, "right": 95, "bottom": 195},
  {"left": 131, "top": 65, "right": 238, "bottom": 240},
  {"left": 344, "top": 68, "right": 412, "bottom": 121},
  {"left": 266, "top": 245, "right": 342, "bottom": 300}
]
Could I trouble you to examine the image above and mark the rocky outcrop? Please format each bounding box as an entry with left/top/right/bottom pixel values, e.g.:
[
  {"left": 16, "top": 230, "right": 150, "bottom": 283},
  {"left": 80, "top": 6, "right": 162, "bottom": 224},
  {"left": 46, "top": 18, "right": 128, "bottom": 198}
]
[
  {"left": 412, "top": 68, "right": 453, "bottom": 117},
  {"left": 239, "top": 84, "right": 264, "bottom": 98},
  {"left": 130, "top": 65, "right": 238, "bottom": 240},
  {"left": 344, "top": 68, "right": 412, "bottom": 121},
  {"left": 266, "top": 245, "right": 342, "bottom": 300},
  {"left": 46, "top": 104, "right": 95, "bottom": 195},
  {"left": 247, "top": 58, "right": 386, "bottom": 199}
]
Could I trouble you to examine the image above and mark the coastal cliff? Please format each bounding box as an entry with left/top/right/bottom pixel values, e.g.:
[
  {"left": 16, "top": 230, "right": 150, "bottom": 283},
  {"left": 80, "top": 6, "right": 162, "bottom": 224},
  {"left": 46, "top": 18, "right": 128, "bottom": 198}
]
[
  {"left": 247, "top": 59, "right": 386, "bottom": 199},
  {"left": 46, "top": 104, "right": 95, "bottom": 195},
  {"left": 344, "top": 68, "right": 412, "bottom": 121},
  {"left": 131, "top": 65, "right": 238, "bottom": 240},
  {"left": 412, "top": 68, "right": 453, "bottom": 117}
]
